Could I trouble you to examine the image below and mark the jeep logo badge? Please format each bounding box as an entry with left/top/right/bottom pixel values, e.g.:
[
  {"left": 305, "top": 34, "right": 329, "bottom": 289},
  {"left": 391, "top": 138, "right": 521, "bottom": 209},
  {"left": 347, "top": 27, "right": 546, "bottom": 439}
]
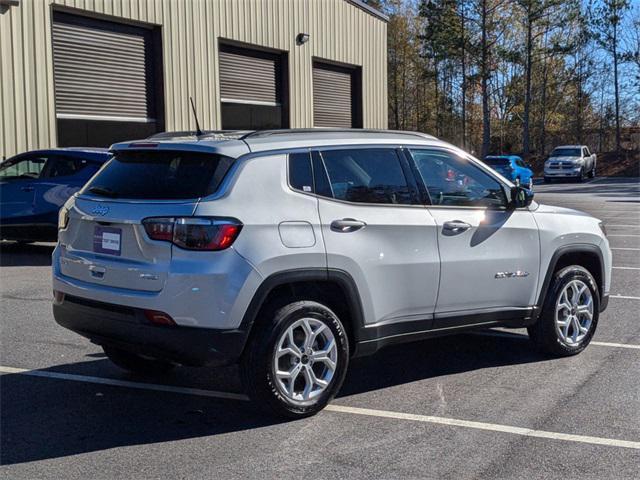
[{"left": 91, "top": 205, "right": 110, "bottom": 217}]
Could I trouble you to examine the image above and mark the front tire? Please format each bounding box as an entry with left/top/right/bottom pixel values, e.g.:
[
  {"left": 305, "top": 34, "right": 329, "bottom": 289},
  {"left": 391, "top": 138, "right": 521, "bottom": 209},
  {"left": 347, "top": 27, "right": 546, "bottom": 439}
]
[
  {"left": 103, "top": 346, "right": 174, "bottom": 375},
  {"left": 241, "top": 300, "right": 349, "bottom": 418},
  {"left": 528, "top": 265, "right": 599, "bottom": 357}
]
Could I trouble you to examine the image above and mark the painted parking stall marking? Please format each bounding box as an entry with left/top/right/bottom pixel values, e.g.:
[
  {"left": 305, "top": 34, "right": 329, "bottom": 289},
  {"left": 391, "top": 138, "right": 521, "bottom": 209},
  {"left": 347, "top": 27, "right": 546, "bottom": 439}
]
[
  {"left": 324, "top": 405, "right": 640, "bottom": 450},
  {"left": 2, "top": 365, "right": 639, "bottom": 450}
]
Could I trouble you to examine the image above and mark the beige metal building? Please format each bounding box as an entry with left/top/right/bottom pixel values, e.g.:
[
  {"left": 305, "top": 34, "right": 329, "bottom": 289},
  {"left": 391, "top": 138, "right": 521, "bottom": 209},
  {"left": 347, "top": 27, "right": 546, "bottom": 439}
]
[{"left": 0, "top": 0, "right": 388, "bottom": 159}]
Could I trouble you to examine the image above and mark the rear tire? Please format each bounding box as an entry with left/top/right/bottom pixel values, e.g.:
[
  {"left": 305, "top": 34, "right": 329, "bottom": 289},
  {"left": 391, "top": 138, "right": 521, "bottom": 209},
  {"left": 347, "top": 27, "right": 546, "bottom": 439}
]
[
  {"left": 241, "top": 300, "right": 349, "bottom": 418},
  {"left": 103, "top": 346, "right": 174, "bottom": 375},
  {"left": 528, "top": 265, "right": 599, "bottom": 357},
  {"left": 589, "top": 165, "right": 596, "bottom": 178}
]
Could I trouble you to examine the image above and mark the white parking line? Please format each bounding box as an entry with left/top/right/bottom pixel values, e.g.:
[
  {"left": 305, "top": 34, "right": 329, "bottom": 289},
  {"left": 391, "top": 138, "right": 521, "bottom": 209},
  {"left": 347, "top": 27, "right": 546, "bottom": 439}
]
[
  {"left": 613, "top": 266, "right": 640, "bottom": 270},
  {"left": 611, "top": 248, "right": 640, "bottom": 251},
  {"left": 0, "top": 365, "right": 249, "bottom": 401},
  {"left": 2, "top": 365, "right": 639, "bottom": 451},
  {"left": 608, "top": 234, "right": 640, "bottom": 237},
  {"left": 606, "top": 225, "right": 640, "bottom": 228},
  {"left": 610, "top": 294, "right": 640, "bottom": 300},
  {"left": 324, "top": 405, "right": 640, "bottom": 450},
  {"left": 473, "top": 330, "right": 640, "bottom": 350},
  {"left": 591, "top": 341, "right": 640, "bottom": 350}
]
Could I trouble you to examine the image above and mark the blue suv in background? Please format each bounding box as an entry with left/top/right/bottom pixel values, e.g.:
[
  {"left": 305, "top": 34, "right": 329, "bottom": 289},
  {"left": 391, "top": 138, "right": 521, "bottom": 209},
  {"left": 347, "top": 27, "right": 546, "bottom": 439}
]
[
  {"left": 0, "top": 148, "right": 110, "bottom": 242},
  {"left": 483, "top": 155, "right": 534, "bottom": 190}
]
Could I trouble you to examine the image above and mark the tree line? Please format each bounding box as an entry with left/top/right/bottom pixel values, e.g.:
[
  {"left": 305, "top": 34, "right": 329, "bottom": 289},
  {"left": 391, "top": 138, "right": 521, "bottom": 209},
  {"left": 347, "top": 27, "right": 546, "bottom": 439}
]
[{"left": 370, "top": 0, "right": 639, "bottom": 160}]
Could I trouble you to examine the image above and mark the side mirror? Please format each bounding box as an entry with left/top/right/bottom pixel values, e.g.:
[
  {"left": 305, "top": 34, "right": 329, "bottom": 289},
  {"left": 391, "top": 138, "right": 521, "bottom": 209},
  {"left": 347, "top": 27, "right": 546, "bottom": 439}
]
[{"left": 510, "top": 185, "right": 534, "bottom": 209}]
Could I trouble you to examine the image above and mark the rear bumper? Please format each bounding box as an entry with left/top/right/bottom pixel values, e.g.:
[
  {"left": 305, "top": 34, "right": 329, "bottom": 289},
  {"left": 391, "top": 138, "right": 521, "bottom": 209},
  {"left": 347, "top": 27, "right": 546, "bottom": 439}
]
[{"left": 53, "top": 294, "right": 249, "bottom": 367}]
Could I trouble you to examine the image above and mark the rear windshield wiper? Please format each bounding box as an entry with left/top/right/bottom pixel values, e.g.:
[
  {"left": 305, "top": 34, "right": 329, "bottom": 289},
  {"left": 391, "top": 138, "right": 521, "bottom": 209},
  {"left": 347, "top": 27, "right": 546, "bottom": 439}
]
[{"left": 87, "top": 186, "right": 118, "bottom": 198}]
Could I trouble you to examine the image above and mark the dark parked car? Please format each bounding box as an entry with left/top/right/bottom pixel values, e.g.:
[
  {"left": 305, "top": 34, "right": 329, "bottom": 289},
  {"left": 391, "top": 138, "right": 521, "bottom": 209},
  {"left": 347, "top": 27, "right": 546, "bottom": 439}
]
[{"left": 0, "top": 148, "right": 110, "bottom": 242}]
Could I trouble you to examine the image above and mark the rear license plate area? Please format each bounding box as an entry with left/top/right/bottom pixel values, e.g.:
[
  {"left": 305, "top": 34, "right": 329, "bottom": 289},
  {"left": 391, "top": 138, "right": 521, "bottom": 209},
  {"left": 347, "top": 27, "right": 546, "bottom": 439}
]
[{"left": 93, "top": 226, "right": 122, "bottom": 256}]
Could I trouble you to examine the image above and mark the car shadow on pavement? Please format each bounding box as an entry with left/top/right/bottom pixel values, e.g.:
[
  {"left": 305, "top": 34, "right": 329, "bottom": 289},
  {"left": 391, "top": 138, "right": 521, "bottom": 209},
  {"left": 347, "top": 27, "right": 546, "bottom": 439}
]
[
  {"left": 0, "top": 242, "right": 54, "bottom": 267},
  {"left": 1, "top": 332, "right": 545, "bottom": 466},
  {"left": 338, "top": 332, "right": 541, "bottom": 397}
]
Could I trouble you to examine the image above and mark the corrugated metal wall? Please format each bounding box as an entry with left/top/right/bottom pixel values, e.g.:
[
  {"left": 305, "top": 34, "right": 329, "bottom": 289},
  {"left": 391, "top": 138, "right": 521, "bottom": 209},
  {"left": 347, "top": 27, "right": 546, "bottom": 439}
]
[{"left": 0, "top": 0, "right": 388, "bottom": 159}]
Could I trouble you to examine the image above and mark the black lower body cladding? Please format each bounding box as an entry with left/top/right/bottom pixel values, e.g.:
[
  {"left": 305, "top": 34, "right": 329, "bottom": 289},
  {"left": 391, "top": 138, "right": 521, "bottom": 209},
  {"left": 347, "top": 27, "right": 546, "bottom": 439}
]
[{"left": 53, "top": 294, "right": 249, "bottom": 367}]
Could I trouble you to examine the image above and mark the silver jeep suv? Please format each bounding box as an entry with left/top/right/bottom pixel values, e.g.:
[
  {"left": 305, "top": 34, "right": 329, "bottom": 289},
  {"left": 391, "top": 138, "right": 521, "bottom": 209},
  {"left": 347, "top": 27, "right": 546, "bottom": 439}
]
[{"left": 53, "top": 129, "right": 612, "bottom": 417}]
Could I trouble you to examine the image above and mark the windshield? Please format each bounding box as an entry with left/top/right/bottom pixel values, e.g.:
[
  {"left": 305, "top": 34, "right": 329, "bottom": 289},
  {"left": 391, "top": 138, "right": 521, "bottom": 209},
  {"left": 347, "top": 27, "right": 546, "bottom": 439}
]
[
  {"left": 552, "top": 148, "right": 581, "bottom": 157},
  {"left": 82, "top": 150, "right": 235, "bottom": 200}
]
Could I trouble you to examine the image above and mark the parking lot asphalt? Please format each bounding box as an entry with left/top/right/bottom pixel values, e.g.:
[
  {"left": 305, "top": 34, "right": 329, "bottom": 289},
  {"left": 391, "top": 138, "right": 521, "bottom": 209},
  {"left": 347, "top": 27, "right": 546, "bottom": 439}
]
[{"left": 1, "top": 177, "right": 639, "bottom": 479}]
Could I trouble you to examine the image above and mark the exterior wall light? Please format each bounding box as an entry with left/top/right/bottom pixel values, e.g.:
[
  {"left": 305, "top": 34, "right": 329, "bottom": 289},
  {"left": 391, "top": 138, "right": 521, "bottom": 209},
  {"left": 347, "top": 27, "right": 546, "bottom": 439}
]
[{"left": 296, "top": 33, "right": 310, "bottom": 45}]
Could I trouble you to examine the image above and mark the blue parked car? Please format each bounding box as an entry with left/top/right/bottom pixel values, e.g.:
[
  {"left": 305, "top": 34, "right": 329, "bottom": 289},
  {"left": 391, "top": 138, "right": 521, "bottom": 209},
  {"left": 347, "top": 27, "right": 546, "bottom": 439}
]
[
  {"left": 0, "top": 148, "right": 110, "bottom": 242},
  {"left": 483, "top": 155, "right": 534, "bottom": 190}
]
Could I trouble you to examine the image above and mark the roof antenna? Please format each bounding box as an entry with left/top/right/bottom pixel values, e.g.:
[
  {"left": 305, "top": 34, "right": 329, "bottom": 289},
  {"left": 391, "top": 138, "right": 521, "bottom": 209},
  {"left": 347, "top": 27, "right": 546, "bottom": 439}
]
[{"left": 189, "top": 96, "right": 203, "bottom": 137}]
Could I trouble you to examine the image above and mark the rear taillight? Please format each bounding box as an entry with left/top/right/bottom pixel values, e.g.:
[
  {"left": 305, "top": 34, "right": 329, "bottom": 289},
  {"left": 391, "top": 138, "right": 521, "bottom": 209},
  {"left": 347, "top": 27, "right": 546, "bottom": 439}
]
[{"left": 142, "top": 217, "right": 242, "bottom": 251}]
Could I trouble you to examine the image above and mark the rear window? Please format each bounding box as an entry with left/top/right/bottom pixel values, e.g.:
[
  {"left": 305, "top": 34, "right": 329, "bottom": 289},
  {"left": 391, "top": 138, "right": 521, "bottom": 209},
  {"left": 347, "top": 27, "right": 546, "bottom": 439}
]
[
  {"left": 82, "top": 150, "right": 234, "bottom": 200},
  {"left": 552, "top": 148, "right": 581, "bottom": 157},
  {"left": 483, "top": 157, "right": 510, "bottom": 166}
]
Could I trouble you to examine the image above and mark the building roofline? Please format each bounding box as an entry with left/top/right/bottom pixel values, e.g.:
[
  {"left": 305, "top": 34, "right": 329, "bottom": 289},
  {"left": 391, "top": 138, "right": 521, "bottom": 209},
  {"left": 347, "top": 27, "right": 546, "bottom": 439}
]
[{"left": 345, "top": 0, "right": 389, "bottom": 22}]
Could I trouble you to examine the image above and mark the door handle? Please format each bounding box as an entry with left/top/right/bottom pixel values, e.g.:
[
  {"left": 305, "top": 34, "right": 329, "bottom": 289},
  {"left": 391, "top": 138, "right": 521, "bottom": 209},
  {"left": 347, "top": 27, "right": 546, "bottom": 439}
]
[
  {"left": 20, "top": 185, "right": 34, "bottom": 192},
  {"left": 443, "top": 220, "right": 471, "bottom": 234},
  {"left": 331, "top": 218, "right": 367, "bottom": 233}
]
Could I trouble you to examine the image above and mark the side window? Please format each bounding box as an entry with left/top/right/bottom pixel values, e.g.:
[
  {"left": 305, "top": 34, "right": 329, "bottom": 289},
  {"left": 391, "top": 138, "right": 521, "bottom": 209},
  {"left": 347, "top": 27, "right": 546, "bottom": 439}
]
[
  {"left": 318, "top": 148, "right": 414, "bottom": 205},
  {"left": 0, "top": 156, "right": 48, "bottom": 179},
  {"left": 584, "top": 147, "right": 590, "bottom": 156},
  {"left": 409, "top": 149, "right": 508, "bottom": 208},
  {"left": 516, "top": 159, "right": 525, "bottom": 168},
  {"left": 47, "top": 157, "right": 86, "bottom": 178},
  {"left": 288, "top": 152, "right": 313, "bottom": 193}
]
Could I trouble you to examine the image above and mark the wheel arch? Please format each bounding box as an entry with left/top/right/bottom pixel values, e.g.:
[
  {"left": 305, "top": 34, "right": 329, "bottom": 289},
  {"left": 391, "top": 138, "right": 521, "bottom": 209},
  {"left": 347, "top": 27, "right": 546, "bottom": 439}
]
[
  {"left": 239, "top": 268, "right": 366, "bottom": 357},
  {"left": 537, "top": 245, "right": 604, "bottom": 308}
]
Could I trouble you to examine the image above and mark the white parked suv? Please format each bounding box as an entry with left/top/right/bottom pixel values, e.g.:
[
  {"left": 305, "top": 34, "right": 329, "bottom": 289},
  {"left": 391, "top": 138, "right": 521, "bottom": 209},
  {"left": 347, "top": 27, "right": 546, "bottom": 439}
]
[
  {"left": 53, "top": 129, "right": 611, "bottom": 417},
  {"left": 544, "top": 145, "right": 597, "bottom": 182}
]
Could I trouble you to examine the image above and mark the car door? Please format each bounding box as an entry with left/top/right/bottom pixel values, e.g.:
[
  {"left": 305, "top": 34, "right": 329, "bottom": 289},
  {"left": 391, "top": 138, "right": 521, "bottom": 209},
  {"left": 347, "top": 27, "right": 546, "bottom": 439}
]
[
  {"left": 515, "top": 158, "right": 532, "bottom": 185},
  {"left": 407, "top": 148, "right": 540, "bottom": 328},
  {"left": 582, "top": 147, "right": 592, "bottom": 171},
  {"left": 0, "top": 154, "right": 49, "bottom": 223},
  {"left": 314, "top": 147, "right": 440, "bottom": 329}
]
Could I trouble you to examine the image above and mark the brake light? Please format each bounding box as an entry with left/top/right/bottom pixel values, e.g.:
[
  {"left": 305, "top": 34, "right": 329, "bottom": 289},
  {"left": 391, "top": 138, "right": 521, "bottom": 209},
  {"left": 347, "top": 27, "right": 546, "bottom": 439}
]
[{"left": 142, "top": 217, "right": 242, "bottom": 250}]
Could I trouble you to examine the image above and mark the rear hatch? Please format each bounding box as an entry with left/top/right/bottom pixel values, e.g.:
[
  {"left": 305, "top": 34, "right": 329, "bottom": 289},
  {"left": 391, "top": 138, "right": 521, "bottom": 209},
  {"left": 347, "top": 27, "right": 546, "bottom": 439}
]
[{"left": 58, "top": 149, "right": 235, "bottom": 292}]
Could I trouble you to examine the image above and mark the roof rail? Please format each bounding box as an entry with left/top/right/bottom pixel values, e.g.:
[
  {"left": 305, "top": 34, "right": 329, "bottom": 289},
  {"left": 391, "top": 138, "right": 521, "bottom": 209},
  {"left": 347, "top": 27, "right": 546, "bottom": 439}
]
[
  {"left": 148, "top": 130, "right": 253, "bottom": 140},
  {"left": 240, "top": 128, "right": 437, "bottom": 140}
]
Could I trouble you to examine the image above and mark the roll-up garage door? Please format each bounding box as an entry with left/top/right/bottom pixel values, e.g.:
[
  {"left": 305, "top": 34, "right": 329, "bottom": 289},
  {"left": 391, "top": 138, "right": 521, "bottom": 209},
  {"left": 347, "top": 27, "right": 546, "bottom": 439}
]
[
  {"left": 218, "top": 44, "right": 286, "bottom": 130},
  {"left": 219, "top": 47, "right": 278, "bottom": 105},
  {"left": 313, "top": 62, "right": 361, "bottom": 128},
  {"left": 52, "top": 11, "right": 161, "bottom": 146}
]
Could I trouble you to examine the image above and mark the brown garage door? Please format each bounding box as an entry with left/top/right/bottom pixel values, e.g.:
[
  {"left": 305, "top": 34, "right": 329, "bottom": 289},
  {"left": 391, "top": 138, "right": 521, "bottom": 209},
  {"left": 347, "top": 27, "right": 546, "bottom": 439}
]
[
  {"left": 219, "top": 44, "right": 286, "bottom": 129},
  {"left": 313, "top": 62, "right": 361, "bottom": 128},
  {"left": 52, "top": 11, "right": 161, "bottom": 146}
]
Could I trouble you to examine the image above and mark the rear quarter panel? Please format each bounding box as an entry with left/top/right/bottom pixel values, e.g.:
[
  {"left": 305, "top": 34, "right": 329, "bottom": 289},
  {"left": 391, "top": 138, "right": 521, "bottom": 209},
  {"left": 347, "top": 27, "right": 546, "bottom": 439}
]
[{"left": 194, "top": 152, "right": 327, "bottom": 327}]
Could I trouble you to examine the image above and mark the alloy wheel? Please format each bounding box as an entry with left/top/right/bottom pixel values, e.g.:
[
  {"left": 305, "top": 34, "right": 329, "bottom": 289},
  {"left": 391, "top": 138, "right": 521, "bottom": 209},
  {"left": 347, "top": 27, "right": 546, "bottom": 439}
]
[
  {"left": 555, "top": 279, "right": 594, "bottom": 345},
  {"left": 273, "top": 318, "right": 338, "bottom": 403}
]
